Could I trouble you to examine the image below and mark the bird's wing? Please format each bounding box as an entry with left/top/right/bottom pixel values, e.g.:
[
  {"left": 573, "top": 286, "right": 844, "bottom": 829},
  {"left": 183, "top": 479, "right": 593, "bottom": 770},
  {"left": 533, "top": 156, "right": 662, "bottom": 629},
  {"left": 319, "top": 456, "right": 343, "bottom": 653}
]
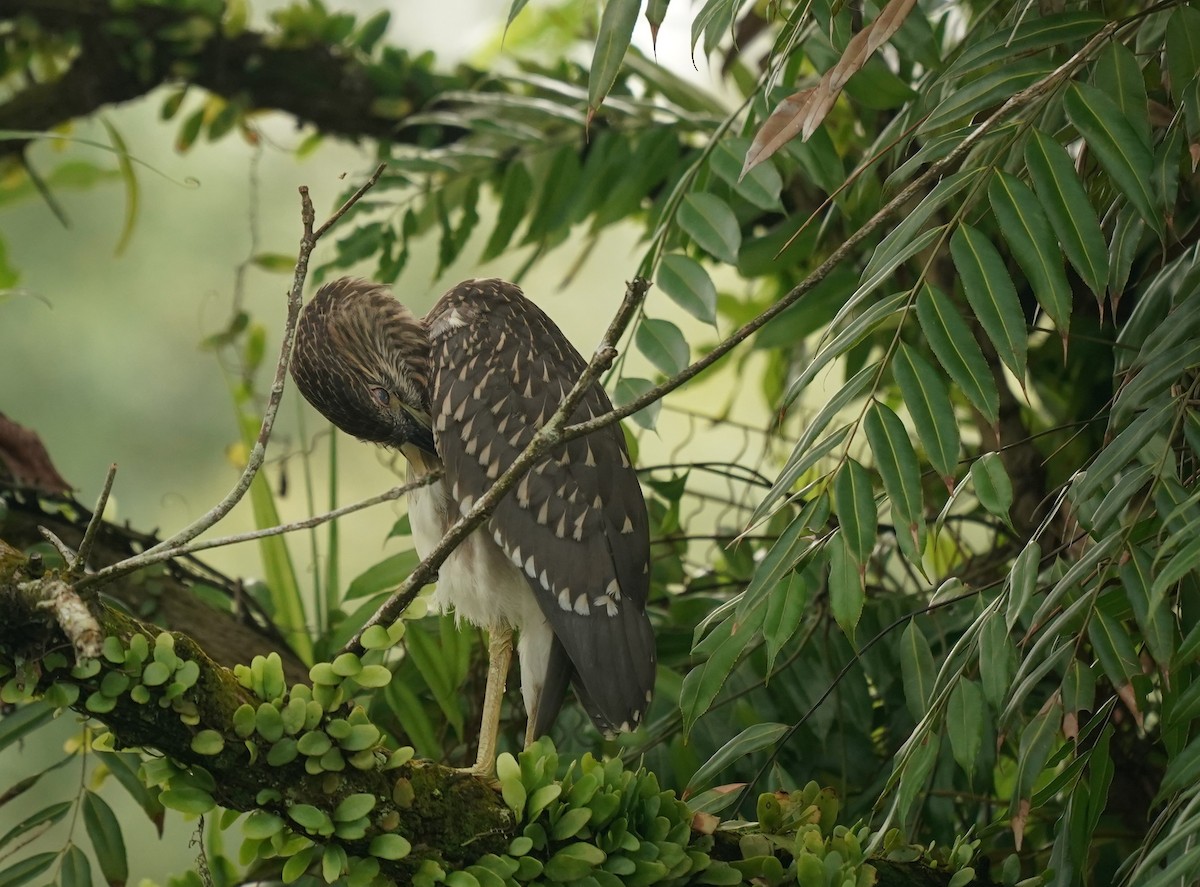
[{"left": 427, "top": 279, "right": 655, "bottom": 734}]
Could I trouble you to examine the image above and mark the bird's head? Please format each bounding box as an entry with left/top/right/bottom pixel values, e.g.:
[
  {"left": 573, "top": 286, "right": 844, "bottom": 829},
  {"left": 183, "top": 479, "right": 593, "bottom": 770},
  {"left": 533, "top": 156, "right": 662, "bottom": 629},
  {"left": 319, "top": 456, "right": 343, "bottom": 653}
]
[{"left": 291, "top": 278, "right": 436, "bottom": 454}]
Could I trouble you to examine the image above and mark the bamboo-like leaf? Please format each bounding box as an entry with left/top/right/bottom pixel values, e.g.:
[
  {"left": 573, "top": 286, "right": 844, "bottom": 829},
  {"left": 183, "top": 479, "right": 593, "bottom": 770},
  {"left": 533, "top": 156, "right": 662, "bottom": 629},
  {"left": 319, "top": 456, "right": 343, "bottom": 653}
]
[
  {"left": 405, "top": 619, "right": 465, "bottom": 738},
  {"left": 1108, "top": 206, "right": 1145, "bottom": 307},
  {"left": 656, "top": 254, "right": 717, "bottom": 324},
  {"left": 95, "top": 751, "right": 165, "bottom": 835},
  {"left": 644, "top": 0, "right": 670, "bottom": 52},
  {"left": 736, "top": 501, "right": 823, "bottom": 620},
  {"left": 345, "top": 550, "right": 420, "bottom": 600},
  {"left": 635, "top": 317, "right": 689, "bottom": 376},
  {"left": 678, "top": 193, "right": 741, "bottom": 263},
  {"left": 828, "top": 530, "right": 864, "bottom": 642},
  {"left": 922, "top": 60, "right": 1052, "bottom": 133},
  {"left": 782, "top": 291, "right": 908, "bottom": 408},
  {"left": 689, "top": 0, "right": 737, "bottom": 60},
  {"left": 1093, "top": 41, "right": 1151, "bottom": 151},
  {"left": 988, "top": 171, "right": 1072, "bottom": 338},
  {"left": 1088, "top": 608, "right": 1141, "bottom": 703},
  {"left": 864, "top": 401, "right": 924, "bottom": 563},
  {"left": 764, "top": 566, "right": 814, "bottom": 672},
  {"left": 947, "top": 11, "right": 1105, "bottom": 78},
  {"left": 971, "top": 452, "right": 1013, "bottom": 526},
  {"left": 916, "top": 284, "right": 999, "bottom": 424},
  {"left": 1165, "top": 5, "right": 1200, "bottom": 111},
  {"left": 1065, "top": 82, "right": 1161, "bottom": 235},
  {"left": 1006, "top": 540, "right": 1041, "bottom": 630},
  {"left": 587, "top": 0, "right": 640, "bottom": 124},
  {"left": 863, "top": 168, "right": 980, "bottom": 283},
  {"left": 979, "top": 613, "right": 1015, "bottom": 707},
  {"left": 834, "top": 458, "right": 877, "bottom": 563},
  {"left": 900, "top": 620, "right": 935, "bottom": 720},
  {"left": 83, "top": 792, "right": 129, "bottom": 887},
  {"left": 1121, "top": 546, "right": 1174, "bottom": 669},
  {"left": 1076, "top": 395, "right": 1174, "bottom": 501},
  {"left": 1026, "top": 129, "right": 1109, "bottom": 299},
  {"left": 950, "top": 224, "right": 1027, "bottom": 382},
  {"left": 892, "top": 342, "right": 960, "bottom": 481},
  {"left": 947, "top": 679, "right": 985, "bottom": 778},
  {"left": 1011, "top": 706, "right": 1059, "bottom": 842},
  {"left": 685, "top": 723, "right": 789, "bottom": 797},
  {"left": 100, "top": 119, "right": 139, "bottom": 257}
]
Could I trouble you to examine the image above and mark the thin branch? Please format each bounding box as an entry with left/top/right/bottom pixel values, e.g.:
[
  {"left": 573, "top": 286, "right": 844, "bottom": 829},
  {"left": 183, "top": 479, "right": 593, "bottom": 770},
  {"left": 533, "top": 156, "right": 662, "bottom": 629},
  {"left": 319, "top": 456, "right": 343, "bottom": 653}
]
[
  {"left": 38, "top": 526, "right": 75, "bottom": 563},
  {"left": 344, "top": 277, "right": 652, "bottom": 653},
  {"left": 78, "top": 163, "right": 388, "bottom": 592},
  {"left": 78, "top": 476, "right": 437, "bottom": 587},
  {"left": 72, "top": 461, "right": 116, "bottom": 577},
  {"left": 560, "top": 23, "right": 1119, "bottom": 442}
]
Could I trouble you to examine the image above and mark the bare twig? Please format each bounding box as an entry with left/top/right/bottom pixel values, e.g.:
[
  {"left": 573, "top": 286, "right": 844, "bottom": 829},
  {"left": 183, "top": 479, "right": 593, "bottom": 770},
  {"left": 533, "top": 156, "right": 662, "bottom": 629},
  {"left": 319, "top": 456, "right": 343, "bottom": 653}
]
[
  {"left": 78, "top": 163, "right": 388, "bottom": 592},
  {"left": 38, "top": 526, "right": 75, "bottom": 564},
  {"left": 72, "top": 462, "right": 116, "bottom": 578},
  {"left": 344, "top": 277, "right": 652, "bottom": 653}
]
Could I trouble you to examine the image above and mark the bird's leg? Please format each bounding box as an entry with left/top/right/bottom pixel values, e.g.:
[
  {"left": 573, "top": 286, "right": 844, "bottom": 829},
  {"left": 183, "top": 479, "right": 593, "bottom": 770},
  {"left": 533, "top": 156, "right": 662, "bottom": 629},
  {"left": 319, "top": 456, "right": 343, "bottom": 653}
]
[
  {"left": 523, "top": 701, "right": 539, "bottom": 750},
  {"left": 461, "top": 625, "right": 513, "bottom": 778}
]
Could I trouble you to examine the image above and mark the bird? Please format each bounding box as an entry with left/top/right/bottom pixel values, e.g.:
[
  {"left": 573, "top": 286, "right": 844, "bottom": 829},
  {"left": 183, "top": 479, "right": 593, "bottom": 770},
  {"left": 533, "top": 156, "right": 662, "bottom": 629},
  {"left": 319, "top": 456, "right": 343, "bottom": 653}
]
[{"left": 289, "top": 277, "right": 656, "bottom": 774}]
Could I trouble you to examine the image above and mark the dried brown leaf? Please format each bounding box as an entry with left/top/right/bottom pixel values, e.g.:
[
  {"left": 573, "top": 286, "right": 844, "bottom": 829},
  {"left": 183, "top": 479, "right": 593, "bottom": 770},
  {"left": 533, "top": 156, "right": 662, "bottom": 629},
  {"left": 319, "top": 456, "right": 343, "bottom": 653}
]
[{"left": 740, "top": 0, "right": 918, "bottom": 178}]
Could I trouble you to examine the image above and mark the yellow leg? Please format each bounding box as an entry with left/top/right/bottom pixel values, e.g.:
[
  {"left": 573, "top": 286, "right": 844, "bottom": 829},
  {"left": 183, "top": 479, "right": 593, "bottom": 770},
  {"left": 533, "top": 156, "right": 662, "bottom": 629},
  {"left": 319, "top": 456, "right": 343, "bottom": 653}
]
[
  {"left": 461, "top": 626, "right": 512, "bottom": 778},
  {"left": 523, "top": 699, "right": 539, "bottom": 750}
]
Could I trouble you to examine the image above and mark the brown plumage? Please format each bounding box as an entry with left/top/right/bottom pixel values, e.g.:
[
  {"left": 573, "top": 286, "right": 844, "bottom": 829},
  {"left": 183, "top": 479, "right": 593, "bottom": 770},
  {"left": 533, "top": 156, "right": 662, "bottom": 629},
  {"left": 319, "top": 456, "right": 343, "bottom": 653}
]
[{"left": 290, "top": 277, "right": 656, "bottom": 768}]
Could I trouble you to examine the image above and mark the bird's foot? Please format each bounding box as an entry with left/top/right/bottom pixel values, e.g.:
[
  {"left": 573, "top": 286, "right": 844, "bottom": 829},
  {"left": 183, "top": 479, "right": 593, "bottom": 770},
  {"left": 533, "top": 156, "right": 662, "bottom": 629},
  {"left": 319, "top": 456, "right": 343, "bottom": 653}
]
[{"left": 454, "top": 763, "right": 501, "bottom": 791}]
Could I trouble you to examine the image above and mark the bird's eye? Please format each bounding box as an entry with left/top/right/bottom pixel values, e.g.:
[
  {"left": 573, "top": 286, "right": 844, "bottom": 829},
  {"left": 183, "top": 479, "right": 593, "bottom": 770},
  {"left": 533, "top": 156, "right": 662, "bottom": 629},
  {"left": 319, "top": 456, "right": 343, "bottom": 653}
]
[{"left": 370, "top": 387, "right": 391, "bottom": 406}]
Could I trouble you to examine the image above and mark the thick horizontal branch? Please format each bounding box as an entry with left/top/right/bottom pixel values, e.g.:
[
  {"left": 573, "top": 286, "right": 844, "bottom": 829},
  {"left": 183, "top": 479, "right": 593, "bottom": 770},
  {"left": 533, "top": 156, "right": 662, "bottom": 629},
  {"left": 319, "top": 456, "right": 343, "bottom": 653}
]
[{"left": 2, "top": 0, "right": 473, "bottom": 158}]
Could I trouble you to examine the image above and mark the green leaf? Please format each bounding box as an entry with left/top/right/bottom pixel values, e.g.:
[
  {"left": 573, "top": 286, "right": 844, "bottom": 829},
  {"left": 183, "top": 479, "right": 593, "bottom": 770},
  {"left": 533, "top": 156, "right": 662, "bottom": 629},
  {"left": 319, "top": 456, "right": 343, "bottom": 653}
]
[
  {"left": 1026, "top": 129, "right": 1109, "bottom": 299},
  {"left": 1093, "top": 41, "right": 1151, "bottom": 150},
  {"left": 710, "top": 137, "right": 782, "bottom": 210},
  {"left": 828, "top": 531, "right": 864, "bottom": 641},
  {"left": 1012, "top": 706, "right": 1059, "bottom": 808},
  {"left": 979, "top": 614, "right": 1015, "bottom": 707},
  {"left": 922, "top": 59, "right": 1053, "bottom": 132},
  {"left": 1006, "top": 540, "right": 1041, "bottom": 631},
  {"left": 971, "top": 452, "right": 1013, "bottom": 526},
  {"left": 864, "top": 401, "right": 925, "bottom": 564},
  {"left": 645, "top": 0, "right": 669, "bottom": 50},
  {"left": 0, "top": 852, "right": 57, "bottom": 887},
  {"left": 685, "top": 722, "right": 788, "bottom": 797},
  {"left": 587, "top": 0, "right": 640, "bottom": 120},
  {"left": 483, "top": 161, "right": 533, "bottom": 260},
  {"left": 83, "top": 792, "right": 129, "bottom": 887},
  {"left": 345, "top": 550, "right": 419, "bottom": 600},
  {"left": 370, "top": 833, "right": 412, "bottom": 860},
  {"left": 764, "top": 567, "right": 814, "bottom": 672},
  {"left": 833, "top": 459, "right": 877, "bottom": 563},
  {"left": 100, "top": 119, "right": 139, "bottom": 257},
  {"left": 59, "top": 845, "right": 92, "bottom": 887},
  {"left": 891, "top": 343, "right": 960, "bottom": 481},
  {"left": 635, "top": 317, "right": 689, "bottom": 376},
  {"left": 1064, "top": 83, "right": 1161, "bottom": 235},
  {"left": 950, "top": 224, "right": 1027, "bottom": 381},
  {"left": 900, "top": 621, "right": 935, "bottom": 720},
  {"left": 947, "top": 679, "right": 985, "bottom": 778},
  {"left": 656, "top": 254, "right": 717, "bottom": 324},
  {"left": 1088, "top": 609, "right": 1140, "bottom": 696},
  {"left": 0, "top": 701, "right": 53, "bottom": 752},
  {"left": 678, "top": 193, "right": 741, "bottom": 264},
  {"left": 613, "top": 376, "right": 661, "bottom": 430},
  {"left": 1165, "top": 5, "right": 1200, "bottom": 111},
  {"left": 987, "top": 171, "right": 1072, "bottom": 338},
  {"left": 0, "top": 801, "right": 71, "bottom": 852},
  {"left": 916, "top": 284, "right": 999, "bottom": 424},
  {"left": 1121, "top": 547, "right": 1174, "bottom": 669}
]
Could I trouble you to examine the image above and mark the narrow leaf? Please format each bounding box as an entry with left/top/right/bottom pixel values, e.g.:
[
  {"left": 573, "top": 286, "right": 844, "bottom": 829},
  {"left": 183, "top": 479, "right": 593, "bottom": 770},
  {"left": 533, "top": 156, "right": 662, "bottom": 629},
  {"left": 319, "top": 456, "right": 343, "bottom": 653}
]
[
  {"left": 947, "top": 679, "right": 985, "bottom": 778},
  {"left": 900, "top": 620, "right": 935, "bottom": 720},
  {"left": 1026, "top": 129, "right": 1109, "bottom": 299},
  {"left": 83, "top": 792, "right": 129, "bottom": 887},
  {"left": 863, "top": 401, "right": 924, "bottom": 562},
  {"left": 833, "top": 459, "right": 877, "bottom": 563},
  {"left": 971, "top": 452, "right": 1014, "bottom": 526},
  {"left": 916, "top": 284, "right": 999, "bottom": 424},
  {"left": 988, "top": 171, "right": 1072, "bottom": 337},
  {"left": 950, "top": 224, "right": 1027, "bottom": 381},
  {"left": 828, "top": 531, "right": 864, "bottom": 641},
  {"left": 587, "top": 0, "right": 640, "bottom": 123},
  {"left": 685, "top": 723, "right": 788, "bottom": 797},
  {"left": 892, "top": 343, "right": 960, "bottom": 481},
  {"left": 1065, "top": 82, "right": 1161, "bottom": 235}
]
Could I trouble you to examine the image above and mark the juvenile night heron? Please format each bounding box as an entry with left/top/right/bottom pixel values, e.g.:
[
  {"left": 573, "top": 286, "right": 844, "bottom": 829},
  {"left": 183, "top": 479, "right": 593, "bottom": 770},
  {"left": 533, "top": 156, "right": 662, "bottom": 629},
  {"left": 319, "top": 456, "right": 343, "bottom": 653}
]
[{"left": 290, "top": 277, "right": 656, "bottom": 773}]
